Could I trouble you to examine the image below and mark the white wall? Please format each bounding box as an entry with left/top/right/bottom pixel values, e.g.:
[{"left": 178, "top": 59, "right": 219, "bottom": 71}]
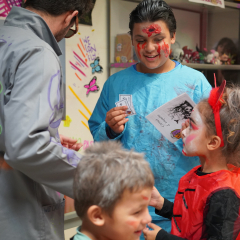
[{"left": 59, "top": 0, "right": 108, "bottom": 152}]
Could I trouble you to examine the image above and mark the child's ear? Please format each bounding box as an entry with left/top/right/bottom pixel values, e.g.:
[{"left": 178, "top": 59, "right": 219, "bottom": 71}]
[
  {"left": 87, "top": 205, "right": 105, "bottom": 226},
  {"left": 171, "top": 32, "right": 176, "bottom": 44},
  {"left": 207, "top": 135, "right": 221, "bottom": 151}
]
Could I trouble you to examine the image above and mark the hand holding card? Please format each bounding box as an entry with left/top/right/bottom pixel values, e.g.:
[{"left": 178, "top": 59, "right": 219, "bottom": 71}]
[{"left": 105, "top": 106, "right": 129, "bottom": 134}]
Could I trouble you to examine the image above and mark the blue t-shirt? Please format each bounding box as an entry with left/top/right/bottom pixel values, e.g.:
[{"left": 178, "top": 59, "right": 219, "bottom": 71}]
[
  {"left": 88, "top": 61, "right": 211, "bottom": 223},
  {"left": 72, "top": 227, "right": 92, "bottom": 240}
]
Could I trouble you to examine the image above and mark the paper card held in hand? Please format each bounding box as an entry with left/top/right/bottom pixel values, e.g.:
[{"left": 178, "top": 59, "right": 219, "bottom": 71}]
[
  {"left": 115, "top": 94, "right": 136, "bottom": 116},
  {"left": 146, "top": 93, "right": 196, "bottom": 143}
]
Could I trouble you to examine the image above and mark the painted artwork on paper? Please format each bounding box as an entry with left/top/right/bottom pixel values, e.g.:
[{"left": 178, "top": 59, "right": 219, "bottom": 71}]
[
  {"left": 168, "top": 100, "right": 194, "bottom": 124},
  {"left": 0, "top": 0, "right": 21, "bottom": 17}
]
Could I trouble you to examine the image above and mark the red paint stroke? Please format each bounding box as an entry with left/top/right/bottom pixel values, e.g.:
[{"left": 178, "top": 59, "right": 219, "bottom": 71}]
[
  {"left": 69, "top": 61, "right": 86, "bottom": 77},
  {"left": 73, "top": 51, "right": 89, "bottom": 68},
  {"left": 182, "top": 149, "right": 187, "bottom": 156},
  {"left": 191, "top": 122, "right": 199, "bottom": 131},
  {"left": 77, "top": 44, "right": 86, "bottom": 58},
  {"left": 157, "top": 44, "right": 161, "bottom": 58},
  {"left": 142, "top": 24, "right": 161, "bottom": 37},
  {"left": 142, "top": 42, "right": 146, "bottom": 49},
  {"left": 75, "top": 73, "right": 82, "bottom": 81},
  {"left": 127, "top": 220, "right": 138, "bottom": 227},
  {"left": 142, "top": 196, "right": 149, "bottom": 200},
  {"left": 80, "top": 38, "right": 85, "bottom": 51},
  {"left": 185, "top": 134, "right": 197, "bottom": 145},
  {"left": 162, "top": 41, "right": 170, "bottom": 58},
  {"left": 137, "top": 43, "right": 141, "bottom": 59}
]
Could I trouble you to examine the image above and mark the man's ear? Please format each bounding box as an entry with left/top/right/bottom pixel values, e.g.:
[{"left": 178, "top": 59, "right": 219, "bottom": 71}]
[
  {"left": 64, "top": 10, "right": 78, "bottom": 27},
  {"left": 87, "top": 205, "right": 105, "bottom": 226},
  {"left": 171, "top": 32, "right": 176, "bottom": 44},
  {"left": 207, "top": 135, "right": 221, "bottom": 151}
]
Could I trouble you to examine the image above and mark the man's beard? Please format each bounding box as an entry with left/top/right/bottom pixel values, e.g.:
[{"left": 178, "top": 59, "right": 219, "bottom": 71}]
[{"left": 55, "top": 25, "right": 70, "bottom": 42}]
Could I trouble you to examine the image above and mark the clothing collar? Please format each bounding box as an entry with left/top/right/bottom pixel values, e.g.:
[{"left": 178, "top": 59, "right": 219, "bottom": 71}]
[
  {"left": 75, "top": 226, "right": 92, "bottom": 240},
  {"left": 4, "top": 6, "right": 62, "bottom": 56}
]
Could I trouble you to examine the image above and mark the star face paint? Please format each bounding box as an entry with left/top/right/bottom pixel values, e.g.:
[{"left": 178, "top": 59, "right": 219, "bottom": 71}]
[
  {"left": 142, "top": 24, "right": 161, "bottom": 37},
  {"left": 132, "top": 20, "right": 175, "bottom": 73},
  {"left": 182, "top": 106, "right": 207, "bottom": 157}
]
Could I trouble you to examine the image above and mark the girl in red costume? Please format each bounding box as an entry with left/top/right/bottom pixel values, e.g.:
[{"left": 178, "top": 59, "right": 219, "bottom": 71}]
[{"left": 143, "top": 81, "right": 240, "bottom": 240}]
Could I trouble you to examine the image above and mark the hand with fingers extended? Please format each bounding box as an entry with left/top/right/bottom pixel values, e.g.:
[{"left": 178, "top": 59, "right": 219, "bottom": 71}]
[
  {"left": 105, "top": 106, "right": 129, "bottom": 134},
  {"left": 180, "top": 119, "right": 189, "bottom": 139},
  {"left": 149, "top": 186, "right": 164, "bottom": 211},
  {"left": 60, "top": 134, "right": 83, "bottom": 151},
  {"left": 143, "top": 222, "right": 162, "bottom": 240}
]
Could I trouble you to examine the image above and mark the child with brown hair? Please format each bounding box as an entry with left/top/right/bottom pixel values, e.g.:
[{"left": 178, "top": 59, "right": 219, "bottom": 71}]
[
  {"left": 71, "top": 141, "right": 154, "bottom": 240},
  {"left": 143, "top": 82, "right": 240, "bottom": 240}
]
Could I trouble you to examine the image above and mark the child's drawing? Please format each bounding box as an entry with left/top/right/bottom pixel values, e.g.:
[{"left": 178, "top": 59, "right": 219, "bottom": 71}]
[{"left": 168, "top": 101, "right": 193, "bottom": 124}]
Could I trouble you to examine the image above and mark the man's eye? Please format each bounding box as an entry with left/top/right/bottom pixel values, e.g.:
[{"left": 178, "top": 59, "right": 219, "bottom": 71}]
[
  {"left": 155, "top": 39, "right": 163, "bottom": 42},
  {"left": 137, "top": 40, "right": 145, "bottom": 43}
]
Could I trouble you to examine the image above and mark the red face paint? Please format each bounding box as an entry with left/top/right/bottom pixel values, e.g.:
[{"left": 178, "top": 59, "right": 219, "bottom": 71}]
[
  {"left": 142, "top": 42, "right": 146, "bottom": 49},
  {"left": 185, "top": 135, "right": 197, "bottom": 145},
  {"left": 127, "top": 220, "right": 138, "bottom": 228},
  {"left": 162, "top": 41, "right": 170, "bottom": 58},
  {"left": 182, "top": 149, "right": 187, "bottom": 156},
  {"left": 157, "top": 44, "right": 161, "bottom": 58},
  {"left": 142, "top": 24, "right": 161, "bottom": 37},
  {"left": 137, "top": 43, "right": 141, "bottom": 59},
  {"left": 142, "top": 196, "right": 148, "bottom": 200},
  {"left": 191, "top": 122, "right": 199, "bottom": 131}
]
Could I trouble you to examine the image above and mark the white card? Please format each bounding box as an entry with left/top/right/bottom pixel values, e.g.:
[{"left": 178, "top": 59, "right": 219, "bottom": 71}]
[
  {"left": 115, "top": 99, "right": 133, "bottom": 115},
  {"left": 119, "top": 94, "right": 136, "bottom": 115},
  {"left": 146, "top": 93, "right": 196, "bottom": 143}
]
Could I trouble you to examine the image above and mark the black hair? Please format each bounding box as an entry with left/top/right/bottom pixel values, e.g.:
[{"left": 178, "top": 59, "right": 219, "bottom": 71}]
[
  {"left": 21, "top": 0, "right": 93, "bottom": 18},
  {"left": 129, "top": 0, "right": 176, "bottom": 37},
  {"left": 216, "top": 37, "right": 237, "bottom": 56}
]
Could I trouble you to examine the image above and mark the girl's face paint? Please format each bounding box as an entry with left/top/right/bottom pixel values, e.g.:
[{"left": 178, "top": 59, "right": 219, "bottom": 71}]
[
  {"left": 132, "top": 20, "right": 175, "bottom": 73},
  {"left": 182, "top": 106, "right": 208, "bottom": 157}
]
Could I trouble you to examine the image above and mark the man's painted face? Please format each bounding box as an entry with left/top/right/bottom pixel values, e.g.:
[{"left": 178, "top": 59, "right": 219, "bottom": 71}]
[
  {"left": 102, "top": 188, "right": 152, "bottom": 240},
  {"left": 132, "top": 20, "right": 175, "bottom": 72},
  {"left": 181, "top": 106, "right": 207, "bottom": 157}
]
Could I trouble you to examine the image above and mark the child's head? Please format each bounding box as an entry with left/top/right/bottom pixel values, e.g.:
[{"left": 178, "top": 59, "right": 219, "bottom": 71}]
[
  {"left": 216, "top": 37, "right": 237, "bottom": 64},
  {"left": 129, "top": 0, "right": 176, "bottom": 71},
  {"left": 182, "top": 85, "right": 240, "bottom": 165},
  {"left": 73, "top": 141, "right": 154, "bottom": 240}
]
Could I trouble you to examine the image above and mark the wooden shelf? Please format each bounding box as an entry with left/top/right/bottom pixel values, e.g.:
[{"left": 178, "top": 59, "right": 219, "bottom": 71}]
[
  {"left": 183, "top": 63, "right": 240, "bottom": 70},
  {"left": 110, "top": 62, "right": 240, "bottom": 70},
  {"left": 121, "top": 0, "right": 240, "bottom": 10}
]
